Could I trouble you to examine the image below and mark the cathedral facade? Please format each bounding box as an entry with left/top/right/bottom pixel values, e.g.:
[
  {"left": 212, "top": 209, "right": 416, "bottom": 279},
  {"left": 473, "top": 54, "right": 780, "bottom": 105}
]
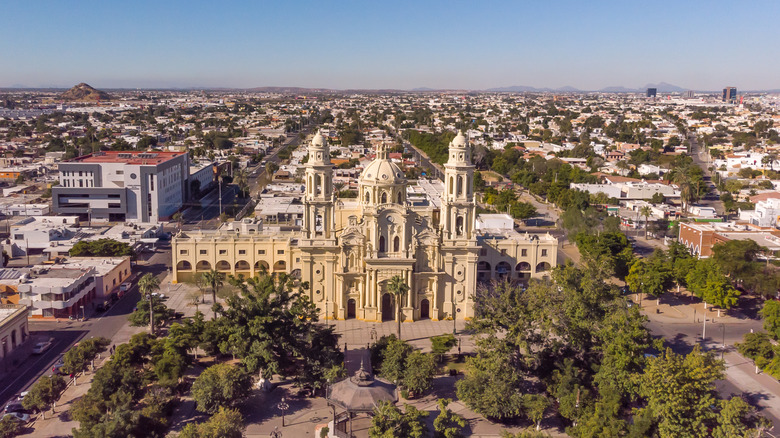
[{"left": 172, "top": 131, "right": 558, "bottom": 322}]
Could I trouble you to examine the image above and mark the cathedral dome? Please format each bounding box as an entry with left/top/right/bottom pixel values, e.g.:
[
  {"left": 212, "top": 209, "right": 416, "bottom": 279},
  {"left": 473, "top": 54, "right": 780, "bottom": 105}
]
[
  {"left": 359, "top": 158, "right": 405, "bottom": 185},
  {"left": 450, "top": 131, "right": 467, "bottom": 148},
  {"left": 312, "top": 131, "right": 325, "bottom": 146}
]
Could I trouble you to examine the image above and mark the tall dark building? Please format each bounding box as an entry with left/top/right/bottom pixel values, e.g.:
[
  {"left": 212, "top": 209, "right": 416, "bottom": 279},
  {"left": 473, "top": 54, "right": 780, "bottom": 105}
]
[
  {"left": 722, "top": 87, "right": 737, "bottom": 103},
  {"left": 646, "top": 88, "right": 657, "bottom": 98}
]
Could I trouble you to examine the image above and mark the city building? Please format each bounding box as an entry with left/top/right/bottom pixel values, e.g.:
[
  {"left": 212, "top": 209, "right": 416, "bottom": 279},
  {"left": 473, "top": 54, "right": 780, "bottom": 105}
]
[
  {"left": 646, "top": 88, "right": 657, "bottom": 98},
  {"left": 678, "top": 221, "right": 780, "bottom": 258},
  {"left": 723, "top": 87, "right": 737, "bottom": 103},
  {"left": 739, "top": 197, "right": 780, "bottom": 228},
  {"left": 52, "top": 150, "right": 190, "bottom": 223},
  {"left": 15, "top": 266, "right": 97, "bottom": 319},
  {"left": 172, "top": 132, "right": 558, "bottom": 322},
  {"left": 0, "top": 304, "right": 29, "bottom": 365}
]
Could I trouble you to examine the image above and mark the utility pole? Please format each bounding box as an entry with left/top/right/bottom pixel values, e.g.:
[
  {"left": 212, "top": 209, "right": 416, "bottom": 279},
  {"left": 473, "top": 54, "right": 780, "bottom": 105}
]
[
  {"left": 149, "top": 293, "right": 155, "bottom": 335},
  {"left": 702, "top": 315, "right": 706, "bottom": 344}
]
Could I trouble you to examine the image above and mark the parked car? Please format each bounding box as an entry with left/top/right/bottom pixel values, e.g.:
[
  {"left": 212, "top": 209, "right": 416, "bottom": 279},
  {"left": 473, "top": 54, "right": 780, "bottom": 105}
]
[
  {"left": 32, "top": 339, "right": 53, "bottom": 354},
  {"left": 3, "top": 400, "right": 24, "bottom": 414},
  {"left": 3, "top": 412, "right": 30, "bottom": 423},
  {"left": 120, "top": 282, "right": 132, "bottom": 293},
  {"left": 52, "top": 357, "right": 66, "bottom": 374}
]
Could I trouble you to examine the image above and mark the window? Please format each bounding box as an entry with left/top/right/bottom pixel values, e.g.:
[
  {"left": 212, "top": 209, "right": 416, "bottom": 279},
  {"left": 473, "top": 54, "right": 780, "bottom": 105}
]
[
  {"left": 295, "top": 258, "right": 300, "bottom": 262},
  {"left": 277, "top": 250, "right": 284, "bottom": 255},
  {"left": 116, "top": 170, "right": 123, "bottom": 175},
  {"left": 14, "top": 234, "right": 24, "bottom": 240},
  {"left": 541, "top": 249, "right": 548, "bottom": 257},
  {"left": 179, "top": 249, "right": 188, "bottom": 255},
  {"left": 238, "top": 249, "right": 246, "bottom": 255},
  {"left": 199, "top": 249, "right": 207, "bottom": 255},
  {"left": 258, "top": 249, "right": 266, "bottom": 255},
  {"left": 500, "top": 249, "right": 507, "bottom": 256},
  {"left": 219, "top": 249, "right": 227, "bottom": 255},
  {"left": 521, "top": 249, "right": 527, "bottom": 257}
]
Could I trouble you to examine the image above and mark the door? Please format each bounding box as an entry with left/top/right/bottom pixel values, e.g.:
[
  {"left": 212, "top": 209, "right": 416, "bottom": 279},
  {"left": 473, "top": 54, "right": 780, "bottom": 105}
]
[
  {"left": 381, "top": 293, "right": 394, "bottom": 321},
  {"left": 347, "top": 299, "right": 356, "bottom": 319},
  {"left": 420, "top": 299, "right": 430, "bottom": 319}
]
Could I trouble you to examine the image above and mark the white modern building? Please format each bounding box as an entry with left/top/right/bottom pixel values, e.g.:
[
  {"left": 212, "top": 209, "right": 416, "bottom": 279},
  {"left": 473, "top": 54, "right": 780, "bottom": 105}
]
[
  {"left": 53, "top": 150, "right": 190, "bottom": 223},
  {"left": 740, "top": 198, "right": 780, "bottom": 228}
]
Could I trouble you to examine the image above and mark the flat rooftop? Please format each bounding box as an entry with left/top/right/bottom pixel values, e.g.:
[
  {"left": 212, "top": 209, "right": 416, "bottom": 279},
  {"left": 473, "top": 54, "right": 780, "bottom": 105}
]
[{"left": 70, "top": 151, "right": 186, "bottom": 165}]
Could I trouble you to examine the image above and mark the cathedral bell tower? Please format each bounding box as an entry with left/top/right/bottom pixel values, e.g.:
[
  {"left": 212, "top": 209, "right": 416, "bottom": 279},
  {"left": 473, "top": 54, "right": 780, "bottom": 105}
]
[
  {"left": 441, "top": 131, "right": 476, "bottom": 241},
  {"left": 304, "top": 131, "right": 335, "bottom": 239}
]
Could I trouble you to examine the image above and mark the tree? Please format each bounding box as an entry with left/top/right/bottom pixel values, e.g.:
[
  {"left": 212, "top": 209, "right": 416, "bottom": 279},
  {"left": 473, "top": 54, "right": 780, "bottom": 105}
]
[
  {"left": 191, "top": 363, "right": 253, "bottom": 414},
  {"left": 434, "top": 398, "right": 466, "bottom": 438},
  {"left": 640, "top": 346, "right": 724, "bottom": 438},
  {"left": 686, "top": 259, "right": 740, "bottom": 314},
  {"left": 711, "top": 239, "right": 762, "bottom": 284},
  {"left": 430, "top": 333, "right": 457, "bottom": 363},
  {"left": 626, "top": 256, "right": 671, "bottom": 301},
  {"left": 179, "top": 407, "right": 245, "bottom": 438},
  {"left": 23, "top": 375, "right": 67, "bottom": 418},
  {"left": 760, "top": 300, "right": 780, "bottom": 340},
  {"left": 128, "top": 297, "right": 169, "bottom": 330},
  {"left": 62, "top": 337, "right": 110, "bottom": 375},
  {"left": 70, "top": 238, "right": 135, "bottom": 258},
  {"left": 0, "top": 415, "right": 20, "bottom": 437},
  {"left": 202, "top": 269, "right": 224, "bottom": 319},
  {"left": 403, "top": 351, "right": 436, "bottom": 397},
  {"left": 138, "top": 273, "right": 161, "bottom": 334},
  {"left": 523, "top": 394, "right": 550, "bottom": 431},
  {"left": 233, "top": 169, "right": 249, "bottom": 198},
  {"left": 379, "top": 338, "right": 413, "bottom": 384},
  {"left": 456, "top": 340, "right": 525, "bottom": 420},
  {"left": 387, "top": 275, "right": 409, "bottom": 339},
  {"left": 569, "top": 386, "right": 627, "bottom": 438},
  {"left": 712, "top": 396, "right": 770, "bottom": 438},
  {"left": 369, "top": 401, "right": 429, "bottom": 438},
  {"left": 639, "top": 206, "right": 652, "bottom": 239}
]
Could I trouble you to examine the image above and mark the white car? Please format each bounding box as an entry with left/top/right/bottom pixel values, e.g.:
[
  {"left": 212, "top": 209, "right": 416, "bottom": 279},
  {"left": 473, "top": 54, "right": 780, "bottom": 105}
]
[
  {"left": 32, "top": 340, "right": 53, "bottom": 354},
  {"left": 3, "top": 412, "right": 30, "bottom": 422}
]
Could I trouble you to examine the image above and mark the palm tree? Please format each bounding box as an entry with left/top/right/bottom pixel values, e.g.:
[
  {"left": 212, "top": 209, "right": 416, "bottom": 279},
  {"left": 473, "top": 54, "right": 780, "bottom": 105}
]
[
  {"left": 202, "top": 269, "right": 224, "bottom": 320},
  {"left": 639, "top": 206, "right": 652, "bottom": 240},
  {"left": 138, "top": 273, "right": 161, "bottom": 335},
  {"left": 387, "top": 275, "right": 409, "bottom": 339},
  {"left": 234, "top": 169, "right": 249, "bottom": 198}
]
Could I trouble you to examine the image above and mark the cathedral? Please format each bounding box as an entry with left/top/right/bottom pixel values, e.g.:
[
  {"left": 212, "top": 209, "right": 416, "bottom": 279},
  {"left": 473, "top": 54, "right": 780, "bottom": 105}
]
[{"left": 172, "top": 131, "right": 558, "bottom": 322}]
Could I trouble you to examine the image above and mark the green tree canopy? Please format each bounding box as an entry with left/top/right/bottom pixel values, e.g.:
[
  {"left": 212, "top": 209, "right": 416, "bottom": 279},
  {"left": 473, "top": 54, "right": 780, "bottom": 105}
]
[
  {"left": 191, "top": 363, "right": 253, "bottom": 414},
  {"left": 70, "top": 238, "right": 135, "bottom": 258},
  {"left": 369, "top": 401, "right": 429, "bottom": 438}
]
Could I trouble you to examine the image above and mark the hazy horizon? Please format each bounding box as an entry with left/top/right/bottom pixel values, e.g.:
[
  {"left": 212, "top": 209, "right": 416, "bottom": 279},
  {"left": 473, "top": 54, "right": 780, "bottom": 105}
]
[{"left": 2, "top": 0, "right": 778, "bottom": 91}]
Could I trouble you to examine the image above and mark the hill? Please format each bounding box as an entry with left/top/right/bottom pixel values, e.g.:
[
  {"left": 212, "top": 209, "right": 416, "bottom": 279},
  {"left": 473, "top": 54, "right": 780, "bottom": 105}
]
[{"left": 59, "top": 83, "right": 112, "bottom": 101}]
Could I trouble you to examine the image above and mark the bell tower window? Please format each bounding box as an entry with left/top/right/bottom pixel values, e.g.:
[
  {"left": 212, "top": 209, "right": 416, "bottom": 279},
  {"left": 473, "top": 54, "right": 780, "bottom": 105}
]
[
  {"left": 379, "top": 235, "right": 386, "bottom": 252},
  {"left": 393, "top": 236, "right": 400, "bottom": 252},
  {"left": 381, "top": 192, "right": 387, "bottom": 204}
]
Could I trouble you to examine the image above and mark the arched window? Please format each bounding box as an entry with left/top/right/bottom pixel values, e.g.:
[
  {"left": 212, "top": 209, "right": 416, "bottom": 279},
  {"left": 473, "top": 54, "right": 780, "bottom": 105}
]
[
  {"left": 315, "top": 174, "right": 322, "bottom": 195},
  {"left": 196, "top": 260, "right": 211, "bottom": 271},
  {"left": 379, "top": 236, "right": 386, "bottom": 252},
  {"left": 381, "top": 192, "right": 387, "bottom": 204},
  {"left": 449, "top": 176, "right": 454, "bottom": 194},
  {"left": 365, "top": 190, "right": 371, "bottom": 203},
  {"left": 456, "top": 216, "right": 464, "bottom": 236},
  {"left": 457, "top": 175, "right": 463, "bottom": 195},
  {"left": 396, "top": 191, "right": 402, "bottom": 204},
  {"left": 308, "top": 175, "right": 313, "bottom": 194},
  {"left": 393, "top": 236, "right": 400, "bottom": 252},
  {"left": 176, "top": 260, "right": 192, "bottom": 270}
]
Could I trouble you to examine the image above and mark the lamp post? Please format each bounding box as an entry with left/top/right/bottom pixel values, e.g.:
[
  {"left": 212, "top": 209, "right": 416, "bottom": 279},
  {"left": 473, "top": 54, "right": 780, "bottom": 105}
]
[{"left": 278, "top": 397, "right": 289, "bottom": 427}]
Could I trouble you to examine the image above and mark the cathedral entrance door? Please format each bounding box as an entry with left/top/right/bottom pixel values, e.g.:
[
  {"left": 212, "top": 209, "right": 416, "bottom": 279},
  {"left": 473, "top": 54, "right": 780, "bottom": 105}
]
[
  {"left": 420, "top": 299, "right": 430, "bottom": 319},
  {"left": 347, "top": 299, "right": 356, "bottom": 319},
  {"left": 381, "top": 294, "right": 394, "bottom": 321}
]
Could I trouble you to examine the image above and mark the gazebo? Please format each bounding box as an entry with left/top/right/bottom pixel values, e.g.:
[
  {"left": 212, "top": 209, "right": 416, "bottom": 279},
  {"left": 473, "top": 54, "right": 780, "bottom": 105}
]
[{"left": 326, "top": 358, "right": 397, "bottom": 437}]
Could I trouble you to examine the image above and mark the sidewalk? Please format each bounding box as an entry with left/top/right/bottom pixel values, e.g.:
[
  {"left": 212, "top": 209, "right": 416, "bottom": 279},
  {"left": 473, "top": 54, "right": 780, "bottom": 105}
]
[{"left": 721, "top": 351, "right": 780, "bottom": 429}]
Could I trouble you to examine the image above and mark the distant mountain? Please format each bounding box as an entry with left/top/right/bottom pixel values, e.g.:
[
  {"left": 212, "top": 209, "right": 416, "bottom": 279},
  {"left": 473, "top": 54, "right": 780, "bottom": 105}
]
[
  {"left": 411, "top": 87, "right": 437, "bottom": 92},
  {"left": 246, "top": 86, "right": 332, "bottom": 93},
  {"left": 486, "top": 85, "right": 548, "bottom": 92},
  {"left": 555, "top": 86, "right": 581, "bottom": 92},
  {"left": 644, "top": 82, "right": 685, "bottom": 93},
  {"left": 59, "top": 83, "right": 112, "bottom": 101},
  {"left": 599, "top": 86, "right": 638, "bottom": 93}
]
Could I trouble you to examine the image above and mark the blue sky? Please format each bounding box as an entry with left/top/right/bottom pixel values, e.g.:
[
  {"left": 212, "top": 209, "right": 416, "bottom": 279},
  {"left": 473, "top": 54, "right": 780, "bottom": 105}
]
[{"left": 1, "top": 0, "right": 778, "bottom": 90}]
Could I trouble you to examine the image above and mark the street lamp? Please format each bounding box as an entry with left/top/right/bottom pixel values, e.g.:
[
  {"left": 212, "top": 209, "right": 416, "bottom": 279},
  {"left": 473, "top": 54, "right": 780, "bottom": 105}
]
[{"left": 278, "top": 397, "right": 289, "bottom": 427}]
